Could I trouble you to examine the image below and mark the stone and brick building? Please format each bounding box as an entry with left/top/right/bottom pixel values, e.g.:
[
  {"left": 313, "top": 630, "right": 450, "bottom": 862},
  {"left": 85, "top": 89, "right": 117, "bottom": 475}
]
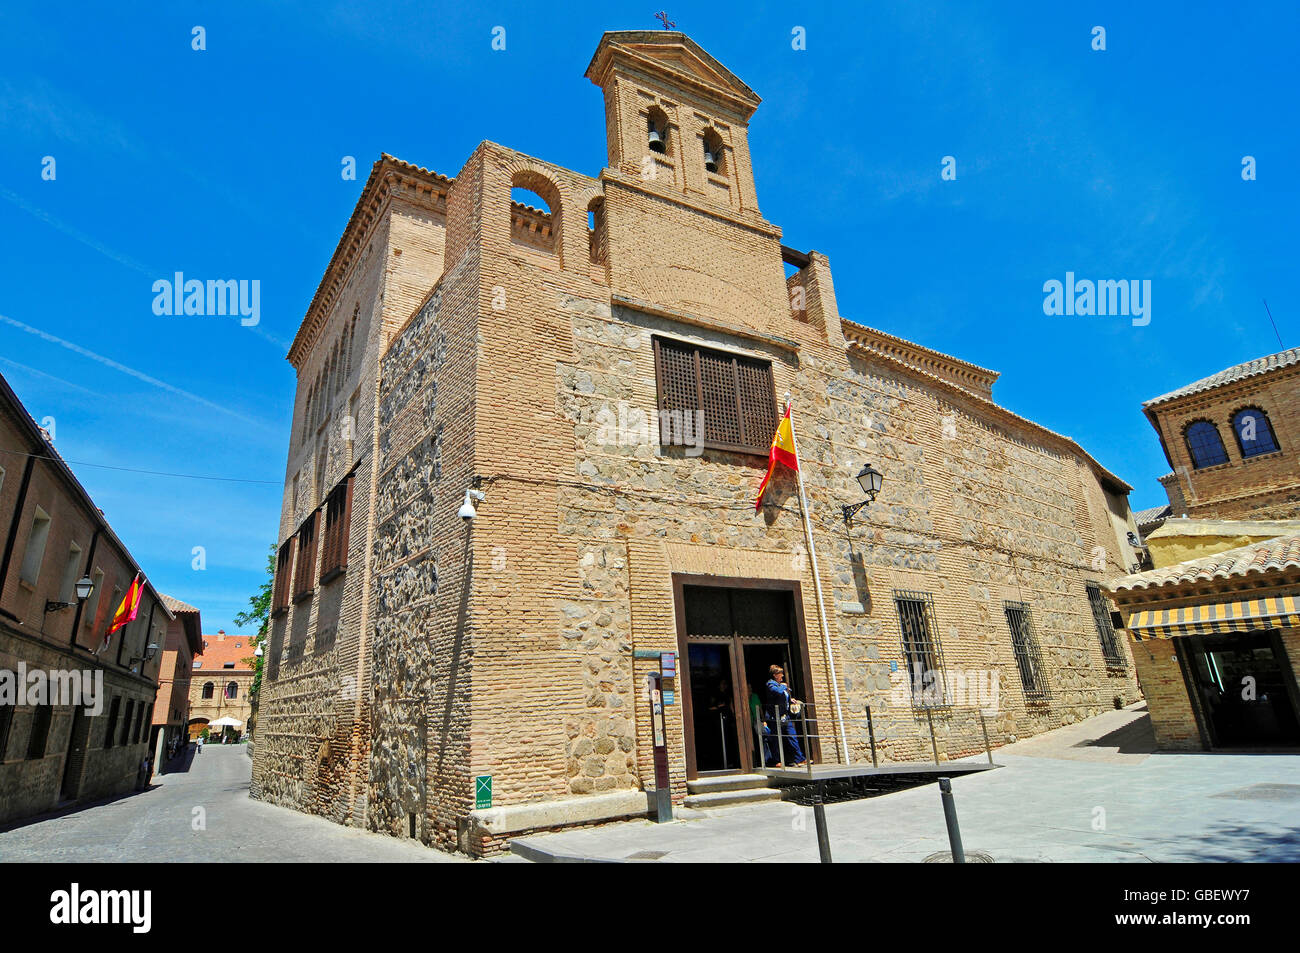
[
  {"left": 152, "top": 594, "right": 203, "bottom": 767},
  {"left": 1145, "top": 346, "right": 1300, "bottom": 521},
  {"left": 188, "top": 630, "right": 254, "bottom": 739},
  {"left": 0, "top": 371, "right": 172, "bottom": 825},
  {"left": 252, "top": 31, "right": 1143, "bottom": 854},
  {"left": 1104, "top": 349, "right": 1300, "bottom": 751}
]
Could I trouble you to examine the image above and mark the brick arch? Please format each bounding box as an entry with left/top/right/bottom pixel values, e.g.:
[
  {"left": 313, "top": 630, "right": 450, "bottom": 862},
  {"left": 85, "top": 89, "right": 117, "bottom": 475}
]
[
  {"left": 508, "top": 167, "right": 563, "bottom": 259},
  {"left": 1182, "top": 417, "right": 1230, "bottom": 469},
  {"left": 701, "top": 125, "right": 727, "bottom": 175},
  {"left": 1228, "top": 404, "right": 1281, "bottom": 458}
]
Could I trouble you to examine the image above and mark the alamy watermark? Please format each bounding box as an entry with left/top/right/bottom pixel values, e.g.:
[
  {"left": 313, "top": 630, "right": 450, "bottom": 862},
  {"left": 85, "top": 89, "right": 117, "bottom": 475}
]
[
  {"left": 152, "top": 272, "right": 260, "bottom": 326},
  {"left": 1042, "top": 272, "right": 1150, "bottom": 326},
  {"left": 1, "top": 664, "right": 104, "bottom": 715},
  {"left": 594, "top": 401, "right": 704, "bottom": 456},
  {"left": 889, "top": 665, "right": 1000, "bottom": 711}
]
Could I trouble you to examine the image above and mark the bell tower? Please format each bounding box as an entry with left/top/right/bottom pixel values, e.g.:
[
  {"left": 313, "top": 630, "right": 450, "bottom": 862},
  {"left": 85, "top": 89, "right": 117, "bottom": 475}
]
[{"left": 585, "top": 31, "right": 764, "bottom": 217}]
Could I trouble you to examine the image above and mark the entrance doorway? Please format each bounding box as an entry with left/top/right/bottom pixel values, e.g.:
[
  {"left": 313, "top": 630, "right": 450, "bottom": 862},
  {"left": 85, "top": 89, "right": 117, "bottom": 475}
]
[
  {"left": 1178, "top": 629, "right": 1300, "bottom": 748},
  {"left": 674, "top": 577, "right": 817, "bottom": 778},
  {"left": 61, "top": 705, "right": 89, "bottom": 801}
]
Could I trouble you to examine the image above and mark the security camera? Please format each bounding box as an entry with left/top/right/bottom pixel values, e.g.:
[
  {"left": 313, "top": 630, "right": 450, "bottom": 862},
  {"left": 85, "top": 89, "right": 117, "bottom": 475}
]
[{"left": 459, "top": 488, "right": 486, "bottom": 522}]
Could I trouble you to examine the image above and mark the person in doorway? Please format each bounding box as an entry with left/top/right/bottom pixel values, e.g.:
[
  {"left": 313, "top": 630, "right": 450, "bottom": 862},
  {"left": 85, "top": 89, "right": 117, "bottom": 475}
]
[{"left": 763, "top": 664, "right": 807, "bottom": 766}]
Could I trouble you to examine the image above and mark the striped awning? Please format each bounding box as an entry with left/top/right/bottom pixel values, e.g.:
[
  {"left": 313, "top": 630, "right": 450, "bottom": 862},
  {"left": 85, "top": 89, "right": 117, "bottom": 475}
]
[{"left": 1127, "top": 595, "right": 1300, "bottom": 641}]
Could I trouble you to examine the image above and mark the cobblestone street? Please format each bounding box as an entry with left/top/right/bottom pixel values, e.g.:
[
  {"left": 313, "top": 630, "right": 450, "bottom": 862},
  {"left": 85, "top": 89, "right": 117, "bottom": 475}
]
[{"left": 0, "top": 745, "right": 465, "bottom": 863}]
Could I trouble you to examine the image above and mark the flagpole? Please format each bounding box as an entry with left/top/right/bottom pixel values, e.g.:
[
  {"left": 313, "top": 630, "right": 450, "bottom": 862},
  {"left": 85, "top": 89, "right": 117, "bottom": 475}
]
[{"left": 785, "top": 394, "right": 851, "bottom": 765}]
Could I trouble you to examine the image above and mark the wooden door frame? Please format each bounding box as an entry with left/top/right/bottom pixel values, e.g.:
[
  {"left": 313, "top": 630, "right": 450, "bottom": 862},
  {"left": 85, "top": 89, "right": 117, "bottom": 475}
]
[{"left": 672, "top": 574, "right": 818, "bottom": 779}]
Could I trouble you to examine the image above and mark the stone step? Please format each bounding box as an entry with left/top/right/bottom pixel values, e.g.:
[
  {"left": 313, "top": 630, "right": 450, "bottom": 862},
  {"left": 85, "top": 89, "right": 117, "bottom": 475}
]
[
  {"left": 682, "top": 787, "right": 783, "bottom": 810},
  {"left": 686, "top": 773, "right": 772, "bottom": 794}
]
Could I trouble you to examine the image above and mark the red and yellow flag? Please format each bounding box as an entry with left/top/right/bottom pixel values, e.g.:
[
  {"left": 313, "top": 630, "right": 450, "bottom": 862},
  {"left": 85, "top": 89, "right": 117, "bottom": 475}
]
[
  {"left": 755, "top": 405, "right": 799, "bottom": 509},
  {"left": 104, "top": 573, "right": 144, "bottom": 646}
]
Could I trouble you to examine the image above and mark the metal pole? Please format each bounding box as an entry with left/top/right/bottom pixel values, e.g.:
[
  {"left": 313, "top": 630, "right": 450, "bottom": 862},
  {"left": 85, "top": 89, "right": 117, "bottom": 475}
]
[
  {"left": 938, "top": 777, "right": 965, "bottom": 863},
  {"left": 979, "top": 710, "right": 993, "bottom": 765},
  {"left": 812, "top": 781, "right": 833, "bottom": 863},
  {"left": 926, "top": 708, "right": 940, "bottom": 765},
  {"left": 720, "top": 712, "right": 727, "bottom": 769},
  {"left": 784, "top": 395, "right": 850, "bottom": 765},
  {"left": 774, "top": 706, "right": 786, "bottom": 768},
  {"left": 865, "top": 704, "right": 878, "bottom": 768}
]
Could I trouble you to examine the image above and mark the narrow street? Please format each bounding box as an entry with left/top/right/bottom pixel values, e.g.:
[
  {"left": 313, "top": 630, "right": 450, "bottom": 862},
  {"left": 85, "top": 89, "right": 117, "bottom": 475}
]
[{"left": 0, "top": 745, "right": 464, "bottom": 863}]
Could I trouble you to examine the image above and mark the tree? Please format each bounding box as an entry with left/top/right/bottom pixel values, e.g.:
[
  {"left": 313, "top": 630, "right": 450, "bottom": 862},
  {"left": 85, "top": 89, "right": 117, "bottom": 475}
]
[{"left": 236, "top": 543, "right": 275, "bottom": 717}]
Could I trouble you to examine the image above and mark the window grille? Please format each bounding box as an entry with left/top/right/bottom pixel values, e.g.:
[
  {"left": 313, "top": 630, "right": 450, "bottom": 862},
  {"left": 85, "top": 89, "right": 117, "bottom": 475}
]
[
  {"left": 272, "top": 539, "right": 294, "bottom": 615},
  {"left": 1086, "top": 583, "right": 1125, "bottom": 667},
  {"left": 893, "top": 590, "right": 949, "bottom": 708},
  {"left": 1003, "top": 601, "right": 1050, "bottom": 700}
]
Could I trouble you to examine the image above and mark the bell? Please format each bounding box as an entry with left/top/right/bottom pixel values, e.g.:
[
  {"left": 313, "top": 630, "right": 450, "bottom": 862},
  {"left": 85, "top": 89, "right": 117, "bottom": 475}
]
[
  {"left": 647, "top": 127, "right": 665, "bottom": 153},
  {"left": 704, "top": 148, "right": 718, "bottom": 173}
]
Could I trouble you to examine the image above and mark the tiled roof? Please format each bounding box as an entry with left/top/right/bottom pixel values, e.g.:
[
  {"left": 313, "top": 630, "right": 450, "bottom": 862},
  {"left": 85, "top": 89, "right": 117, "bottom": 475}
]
[
  {"left": 1108, "top": 533, "right": 1300, "bottom": 592},
  {"left": 192, "top": 633, "right": 256, "bottom": 672},
  {"left": 160, "top": 593, "right": 199, "bottom": 615},
  {"left": 1143, "top": 346, "right": 1300, "bottom": 407},
  {"left": 1134, "top": 504, "right": 1171, "bottom": 531}
]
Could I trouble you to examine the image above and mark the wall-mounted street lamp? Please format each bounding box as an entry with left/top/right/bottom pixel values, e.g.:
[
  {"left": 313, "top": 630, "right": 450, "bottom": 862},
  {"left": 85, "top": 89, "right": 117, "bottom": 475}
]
[
  {"left": 129, "top": 642, "right": 160, "bottom": 673},
  {"left": 841, "top": 464, "right": 884, "bottom": 526},
  {"left": 45, "top": 574, "right": 95, "bottom": 614}
]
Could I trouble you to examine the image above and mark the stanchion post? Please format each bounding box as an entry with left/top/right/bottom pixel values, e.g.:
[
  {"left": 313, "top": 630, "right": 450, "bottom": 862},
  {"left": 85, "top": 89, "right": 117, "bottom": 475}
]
[{"left": 938, "top": 777, "right": 965, "bottom": 863}]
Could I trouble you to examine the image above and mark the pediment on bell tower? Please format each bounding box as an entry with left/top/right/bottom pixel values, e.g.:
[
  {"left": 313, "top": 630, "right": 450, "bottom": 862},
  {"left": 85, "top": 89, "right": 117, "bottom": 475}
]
[{"left": 586, "top": 31, "right": 761, "bottom": 117}]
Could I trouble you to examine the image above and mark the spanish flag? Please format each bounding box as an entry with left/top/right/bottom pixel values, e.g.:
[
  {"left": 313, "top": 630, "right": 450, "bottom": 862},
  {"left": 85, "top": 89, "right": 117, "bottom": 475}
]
[
  {"left": 755, "top": 404, "right": 799, "bottom": 509},
  {"left": 103, "top": 573, "right": 144, "bottom": 648}
]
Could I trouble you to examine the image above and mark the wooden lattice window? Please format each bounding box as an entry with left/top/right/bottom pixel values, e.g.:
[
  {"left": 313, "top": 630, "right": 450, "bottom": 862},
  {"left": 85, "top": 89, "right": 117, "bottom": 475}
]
[
  {"left": 292, "top": 512, "right": 318, "bottom": 602},
  {"left": 272, "top": 539, "right": 294, "bottom": 615},
  {"left": 319, "top": 474, "right": 354, "bottom": 583},
  {"left": 653, "top": 337, "right": 777, "bottom": 455}
]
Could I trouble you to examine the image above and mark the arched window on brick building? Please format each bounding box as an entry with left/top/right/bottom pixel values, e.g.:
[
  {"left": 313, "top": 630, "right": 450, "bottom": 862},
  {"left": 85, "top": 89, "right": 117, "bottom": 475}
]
[
  {"left": 201, "top": 682, "right": 214, "bottom": 700},
  {"left": 1232, "top": 407, "right": 1280, "bottom": 458},
  {"left": 1185, "top": 420, "right": 1229, "bottom": 469}
]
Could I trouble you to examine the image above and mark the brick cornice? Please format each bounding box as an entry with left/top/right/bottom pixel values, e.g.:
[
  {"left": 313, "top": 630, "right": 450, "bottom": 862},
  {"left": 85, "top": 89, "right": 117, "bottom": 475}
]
[{"left": 287, "top": 155, "right": 453, "bottom": 368}]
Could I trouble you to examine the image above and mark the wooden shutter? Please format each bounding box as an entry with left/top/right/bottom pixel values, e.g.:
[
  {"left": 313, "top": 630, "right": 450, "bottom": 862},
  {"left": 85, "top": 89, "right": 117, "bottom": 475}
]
[
  {"left": 293, "top": 512, "right": 318, "bottom": 600},
  {"left": 320, "top": 474, "right": 354, "bottom": 583},
  {"left": 653, "top": 337, "right": 776, "bottom": 455},
  {"left": 272, "top": 539, "right": 294, "bottom": 614}
]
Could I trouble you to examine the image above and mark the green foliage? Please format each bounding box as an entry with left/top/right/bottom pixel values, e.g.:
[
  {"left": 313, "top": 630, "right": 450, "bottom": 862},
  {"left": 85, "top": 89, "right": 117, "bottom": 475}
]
[{"left": 235, "top": 543, "right": 275, "bottom": 708}]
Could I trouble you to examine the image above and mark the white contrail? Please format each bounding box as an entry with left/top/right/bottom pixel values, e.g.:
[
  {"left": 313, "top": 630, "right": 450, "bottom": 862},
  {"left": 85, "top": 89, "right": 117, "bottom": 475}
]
[
  {"left": 0, "top": 311, "right": 274, "bottom": 432},
  {"left": 0, "top": 186, "right": 292, "bottom": 351}
]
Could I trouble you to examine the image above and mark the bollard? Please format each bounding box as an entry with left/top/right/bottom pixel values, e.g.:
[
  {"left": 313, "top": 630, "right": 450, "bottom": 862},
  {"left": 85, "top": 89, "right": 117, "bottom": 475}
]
[
  {"left": 938, "top": 777, "right": 965, "bottom": 863},
  {"left": 812, "top": 781, "right": 833, "bottom": 864},
  {"left": 865, "top": 704, "right": 878, "bottom": 768}
]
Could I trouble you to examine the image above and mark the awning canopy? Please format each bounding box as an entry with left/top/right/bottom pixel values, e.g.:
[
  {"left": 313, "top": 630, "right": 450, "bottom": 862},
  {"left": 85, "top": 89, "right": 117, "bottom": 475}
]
[
  {"left": 1128, "top": 594, "right": 1300, "bottom": 641},
  {"left": 208, "top": 716, "right": 244, "bottom": 728}
]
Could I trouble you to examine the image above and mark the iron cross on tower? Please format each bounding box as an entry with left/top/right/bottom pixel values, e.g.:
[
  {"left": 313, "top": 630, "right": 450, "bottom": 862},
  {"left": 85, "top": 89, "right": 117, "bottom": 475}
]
[{"left": 655, "top": 11, "right": 675, "bottom": 30}]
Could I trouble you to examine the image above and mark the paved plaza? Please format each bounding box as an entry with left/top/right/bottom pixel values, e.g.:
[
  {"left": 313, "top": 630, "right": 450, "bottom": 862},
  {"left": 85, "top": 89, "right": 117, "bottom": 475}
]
[
  {"left": 510, "top": 705, "right": 1300, "bottom": 862},
  {"left": 0, "top": 744, "right": 464, "bottom": 863}
]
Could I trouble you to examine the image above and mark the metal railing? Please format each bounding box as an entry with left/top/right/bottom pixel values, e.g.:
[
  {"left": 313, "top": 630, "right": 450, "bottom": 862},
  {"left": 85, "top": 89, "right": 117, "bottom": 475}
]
[{"left": 758, "top": 700, "right": 1000, "bottom": 771}]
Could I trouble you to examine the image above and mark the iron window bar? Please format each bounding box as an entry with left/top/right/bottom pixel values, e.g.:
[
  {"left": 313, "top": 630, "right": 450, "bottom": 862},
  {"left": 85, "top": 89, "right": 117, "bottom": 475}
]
[
  {"left": 893, "top": 590, "right": 950, "bottom": 708},
  {"left": 1003, "top": 600, "right": 1051, "bottom": 700},
  {"left": 1086, "top": 583, "right": 1126, "bottom": 668}
]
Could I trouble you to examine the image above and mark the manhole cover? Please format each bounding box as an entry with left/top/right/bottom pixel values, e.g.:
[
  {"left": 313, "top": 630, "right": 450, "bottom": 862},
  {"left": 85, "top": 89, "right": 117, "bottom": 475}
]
[
  {"left": 922, "top": 850, "right": 994, "bottom": 863},
  {"left": 625, "top": 850, "right": 669, "bottom": 861},
  {"left": 1211, "top": 783, "right": 1300, "bottom": 802}
]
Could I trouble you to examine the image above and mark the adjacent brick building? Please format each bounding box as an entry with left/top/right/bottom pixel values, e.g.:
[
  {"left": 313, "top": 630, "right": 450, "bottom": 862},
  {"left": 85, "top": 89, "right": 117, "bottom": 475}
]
[
  {"left": 0, "top": 371, "right": 172, "bottom": 825},
  {"left": 252, "top": 31, "right": 1143, "bottom": 854},
  {"left": 1105, "top": 349, "right": 1300, "bottom": 751},
  {"left": 152, "top": 594, "right": 203, "bottom": 767},
  {"left": 188, "top": 630, "right": 254, "bottom": 739},
  {"left": 1145, "top": 346, "right": 1300, "bottom": 521}
]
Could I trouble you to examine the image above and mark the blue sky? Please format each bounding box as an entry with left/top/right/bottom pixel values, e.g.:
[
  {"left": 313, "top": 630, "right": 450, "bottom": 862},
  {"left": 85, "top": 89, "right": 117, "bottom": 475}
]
[{"left": 1, "top": 2, "right": 1296, "bottom": 633}]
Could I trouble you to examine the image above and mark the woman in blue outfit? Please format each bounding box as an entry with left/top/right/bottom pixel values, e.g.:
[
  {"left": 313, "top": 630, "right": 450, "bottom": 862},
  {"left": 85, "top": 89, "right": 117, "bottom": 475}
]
[{"left": 762, "top": 664, "right": 807, "bottom": 766}]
